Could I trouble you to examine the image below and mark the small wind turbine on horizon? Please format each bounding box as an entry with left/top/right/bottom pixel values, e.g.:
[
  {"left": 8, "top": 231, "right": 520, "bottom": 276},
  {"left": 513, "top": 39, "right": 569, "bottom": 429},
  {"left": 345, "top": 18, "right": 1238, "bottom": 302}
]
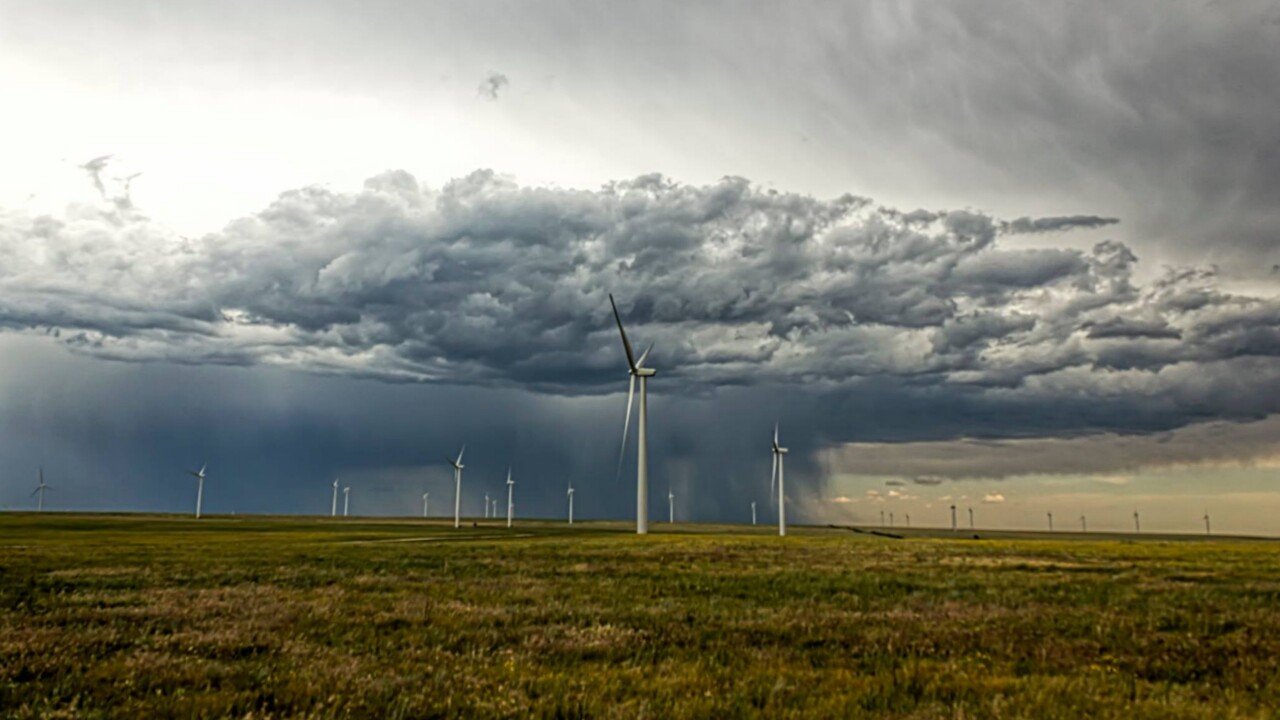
[
  {"left": 905, "top": 513, "right": 910, "bottom": 528},
  {"left": 1047, "top": 511, "right": 1054, "bottom": 532},
  {"left": 447, "top": 446, "right": 465, "bottom": 529},
  {"left": 331, "top": 478, "right": 339, "bottom": 517},
  {"left": 188, "top": 463, "right": 207, "bottom": 519},
  {"left": 1203, "top": 510, "right": 1211, "bottom": 535},
  {"left": 880, "top": 510, "right": 885, "bottom": 527},
  {"left": 484, "top": 491, "right": 491, "bottom": 519},
  {"left": 506, "top": 468, "right": 514, "bottom": 528},
  {"left": 610, "top": 294, "right": 657, "bottom": 535},
  {"left": 1081, "top": 514, "right": 1087, "bottom": 532},
  {"left": 889, "top": 512, "right": 894, "bottom": 528},
  {"left": 567, "top": 483, "right": 575, "bottom": 524},
  {"left": 343, "top": 486, "right": 350, "bottom": 517},
  {"left": 751, "top": 501, "right": 757, "bottom": 526},
  {"left": 422, "top": 492, "right": 430, "bottom": 518},
  {"left": 1134, "top": 509, "right": 1141, "bottom": 533},
  {"left": 968, "top": 507, "right": 975, "bottom": 530},
  {"left": 771, "top": 423, "right": 788, "bottom": 536},
  {"left": 950, "top": 505, "right": 957, "bottom": 531},
  {"left": 32, "top": 468, "right": 50, "bottom": 512},
  {"left": 668, "top": 488, "right": 675, "bottom": 524}
]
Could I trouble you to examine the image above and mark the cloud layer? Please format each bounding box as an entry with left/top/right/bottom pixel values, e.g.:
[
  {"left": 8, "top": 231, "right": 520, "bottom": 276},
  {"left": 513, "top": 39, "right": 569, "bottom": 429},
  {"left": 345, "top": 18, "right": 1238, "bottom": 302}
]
[{"left": 2, "top": 166, "right": 1280, "bottom": 450}]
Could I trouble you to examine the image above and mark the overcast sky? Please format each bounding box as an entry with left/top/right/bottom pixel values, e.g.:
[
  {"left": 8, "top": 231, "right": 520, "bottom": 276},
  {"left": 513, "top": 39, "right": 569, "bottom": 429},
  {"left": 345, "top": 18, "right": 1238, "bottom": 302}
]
[{"left": 1, "top": 0, "right": 1277, "bottom": 533}]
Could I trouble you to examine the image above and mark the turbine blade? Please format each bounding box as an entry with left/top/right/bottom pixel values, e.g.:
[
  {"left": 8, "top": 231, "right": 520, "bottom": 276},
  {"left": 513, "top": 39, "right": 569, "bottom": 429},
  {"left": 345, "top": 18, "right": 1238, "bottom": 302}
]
[
  {"left": 770, "top": 452, "right": 778, "bottom": 502},
  {"left": 615, "top": 374, "right": 636, "bottom": 481},
  {"left": 773, "top": 422, "right": 779, "bottom": 451},
  {"left": 636, "top": 343, "right": 653, "bottom": 369},
  {"left": 456, "top": 445, "right": 466, "bottom": 465},
  {"left": 609, "top": 293, "right": 637, "bottom": 371},
  {"left": 31, "top": 487, "right": 40, "bottom": 496}
]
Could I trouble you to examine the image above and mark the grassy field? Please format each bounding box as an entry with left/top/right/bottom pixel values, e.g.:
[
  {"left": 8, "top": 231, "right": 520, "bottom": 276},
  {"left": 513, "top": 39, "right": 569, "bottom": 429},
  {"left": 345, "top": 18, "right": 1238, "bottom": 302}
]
[{"left": 2, "top": 515, "right": 1278, "bottom": 719}]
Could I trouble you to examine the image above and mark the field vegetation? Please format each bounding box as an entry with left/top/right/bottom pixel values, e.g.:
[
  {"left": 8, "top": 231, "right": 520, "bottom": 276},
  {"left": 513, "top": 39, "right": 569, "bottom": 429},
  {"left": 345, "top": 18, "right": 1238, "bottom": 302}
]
[{"left": 1, "top": 515, "right": 1278, "bottom": 718}]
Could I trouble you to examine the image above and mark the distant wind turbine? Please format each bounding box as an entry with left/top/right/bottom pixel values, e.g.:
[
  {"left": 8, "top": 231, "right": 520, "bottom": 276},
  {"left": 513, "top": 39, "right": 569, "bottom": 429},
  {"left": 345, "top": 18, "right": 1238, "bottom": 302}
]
[
  {"left": 447, "top": 446, "right": 465, "bottom": 528},
  {"left": 968, "top": 507, "right": 974, "bottom": 530},
  {"left": 32, "top": 468, "right": 50, "bottom": 511},
  {"left": 343, "top": 486, "right": 350, "bottom": 517},
  {"left": 331, "top": 478, "right": 339, "bottom": 517},
  {"left": 668, "top": 488, "right": 675, "bottom": 524},
  {"left": 506, "top": 468, "right": 515, "bottom": 528},
  {"left": 751, "top": 501, "right": 757, "bottom": 526},
  {"left": 491, "top": 498, "right": 498, "bottom": 518},
  {"left": 905, "top": 513, "right": 910, "bottom": 528},
  {"left": 950, "top": 505, "right": 957, "bottom": 531},
  {"left": 1203, "top": 510, "right": 1211, "bottom": 536},
  {"left": 1047, "top": 512, "right": 1054, "bottom": 532},
  {"left": 1133, "top": 509, "right": 1140, "bottom": 533},
  {"left": 188, "top": 463, "right": 207, "bottom": 519},
  {"left": 771, "top": 423, "right": 788, "bottom": 536},
  {"left": 610, "top": 294, "right": 656, "bottom": 535},
  {"left": 880, "top": 510, "right": 885, "bottom": 527},
  {"left": 889, "top": 512, "right": 894, "bottom": 528},
  {"left": 1081, "top": 514, "right": 1087, "bottom": 533},
  {"left": 484, "top": 491, "right": 491, "bottom": 519},
  {"left": 567, "top": 484, "right": 575, "bottom": 524},
  {"left": 422, "top": 492, "right": 430, "bottom": 518}
]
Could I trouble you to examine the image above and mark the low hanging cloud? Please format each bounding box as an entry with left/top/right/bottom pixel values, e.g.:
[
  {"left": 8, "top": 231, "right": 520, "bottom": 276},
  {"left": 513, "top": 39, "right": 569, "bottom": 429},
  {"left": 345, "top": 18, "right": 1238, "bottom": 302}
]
[
  {"left": 2, "top": 164, "right": 1279, "bottom": 454},
  {"left": 478, "top": 72, "right": 509, "bottom": 100}
]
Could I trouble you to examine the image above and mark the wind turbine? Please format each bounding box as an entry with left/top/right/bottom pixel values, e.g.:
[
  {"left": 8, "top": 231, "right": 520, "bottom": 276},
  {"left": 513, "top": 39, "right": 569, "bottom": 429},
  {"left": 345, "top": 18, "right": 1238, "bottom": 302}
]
[
  {"left": 506, "top": 468, "right": 514, "bottom": 528},
  {"left": 447, "top": 446, "right": 465, "bottom": 529},
  {"left": 1133, "top": 509, "right": 1140, "bottom": 533},
  {"left": 567, "top": 484, "right": 575, "bottom": 524},
  {"left": 950, "top": 505, "right": 957, "bottom": 531},
  {"left": 422, "top": 492, "right": 430, "bottom": 518},
  {"left": 188, "top": 463, "right": 207, "bottom": 519},
  {"left": 668, "top": 488, "right": 675, "bottom": 524},
  {"left": 771, "top": 423, "right": 788, "bottom": 536},
  {"left": 1203, "top": 510, "right": 1211, "bottom": 535},
  {"left": 968, "top": 507, "right": 974, "bottom": 530},
  {"left": 905, "top": 513, "right": 910, "bottom": 528},
  {"left": 1047, "top": 511, "right": 1054, "bottom": 532},
  {"left": 32, "top": 468, "right": 50, "bottom": 512},
  {"left": 484, "top": 491, "right": 491, "bottom": 519},
  {"left": 331, "top": 478, "right": 339, "bottom": 517},
  {"left": 610, "top": 294, "right": 656, "bottom": 535},
  {"left": 751, "top": 501, "right": 757, "bottom": 526},
  {"left": 880, "top": 510, "right": 885, "bottom": 527},
  {"left": 889, "top": 512, "right": 894, "bottom": 528},
  {"left": 343, "top": 486, "right": 350, "bottom": 517},
  {"left": 492, "top": 498, "right": 498, "bottom": 519},
  {"left": 1081, "top": 514, "right": 1087, "bottom": 533}
]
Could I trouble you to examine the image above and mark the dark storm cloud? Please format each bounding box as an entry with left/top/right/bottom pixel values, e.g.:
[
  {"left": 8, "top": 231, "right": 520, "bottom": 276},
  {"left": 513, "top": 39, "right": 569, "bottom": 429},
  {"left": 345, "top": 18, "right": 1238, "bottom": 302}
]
[
  {"left": 2, "top": 168, "right": 1280, "bottom": 455},
  {"left": 1002, "top": 216, "right": 1119, "bottom": 235}
]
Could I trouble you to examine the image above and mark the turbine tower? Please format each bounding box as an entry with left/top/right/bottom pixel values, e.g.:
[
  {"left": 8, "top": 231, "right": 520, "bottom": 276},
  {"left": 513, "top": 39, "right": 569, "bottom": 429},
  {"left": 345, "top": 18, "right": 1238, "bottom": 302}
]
[
  {"left": 188, "top": 463, "right": 207, "bottom": 519},
  {"left": 668, "top": 489, "right": 675, "bottom": 524},
  {"left": 32, "top": 468, "right": 50, "bottom": 511},
  {"left": 447, "top": 446, "right": 465, "bottom": 529},
  {"left": 567, "top": 484, "right": 575, "bottom": 524},
  {"left": 950, "top": 505, "right": 957, "bottom": 531},
  {"left": 331, "top": 478, "right": 339, "bottom": 517},
  {"left": 422, "top": 492, "right": 430, "bottom": 518},
  {"left": 751, "top": 501, "right": 757, "bottom": 526},
  {"left": 889, "top": 512, "right": 894, "bottom": 528},
  {"left": 1047, "top": 511, "right": 1054, "bottom": 532},
  {"left": 968, "top": 507, "right": 974, "bottom": 530},
  {"left": 1081, "top": 514, "right": 1087, "bottom": 533},
  {"left": 771, "top": 423, "right": 788, "bottom": 536},
  {"left": 905, "top": 513, "right": 910, "bottom": 528},
  {"left": 343, "top": 486, "right": 350, "bottom": 516},
  {"left": 1203, "top": 510, "right": 1211, "bottom": 535},
  {"left": 484, "top": 491, "right": 491, "bottom": 519},
  {"left": 880, "top": 510, "right": 885, "bottom": 527},
  {"left": 610, "top": 294, "right": 656, "bottom": 535},
  {"left": 1133, "top": 510, "right": 1140, "bottom": 533},
  {"left": 506, "top": 468, "right": 515, "bottom": 528}
]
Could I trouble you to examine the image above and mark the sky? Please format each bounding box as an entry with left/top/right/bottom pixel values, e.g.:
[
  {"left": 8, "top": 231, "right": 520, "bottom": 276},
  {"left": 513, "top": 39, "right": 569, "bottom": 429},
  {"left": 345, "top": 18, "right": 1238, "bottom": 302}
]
[{"left": 0, "top": 0, "right": 1278, "bottom": 533}]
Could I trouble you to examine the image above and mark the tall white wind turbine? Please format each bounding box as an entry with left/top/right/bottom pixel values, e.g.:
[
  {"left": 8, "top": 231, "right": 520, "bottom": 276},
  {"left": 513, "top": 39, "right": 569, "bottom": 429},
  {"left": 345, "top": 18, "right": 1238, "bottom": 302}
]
[
  {"left": 771, "top": 423, "right": 788, "bottom": 536},
  {"left": 447, "top": 446, "right": 465, "bottom": 529},
  {"left": 484, "top": 491, "right": 491, "bottom": 519},
  {"left": 751, "top": 501, "right": 757, "bottom": 526},
  {"left": 331, "top": 478, "right": 340, "bottom": 517},
  {"left": 422, "top": 492, "right": 430, "bottom": 518},
  {"left": 188, "top": 463, "right": 207, "bottom": 519},
  {"left": 506, "top": 468, "right": 514, "bottom": 528},
  {"left": 31, "top": 466, "right": 50, "bottom": 509},
  {"left": 343, "top": 486, "right": 350, "bottom": 516},
  {"left": 610, "top": 294, "right": 656, "bottom": 535},
  {"left": 567, "top": 484, "right": 575, "bottom": 525},
  {"left": 667, "top": 488, "right": 675, "bottom": 524}
]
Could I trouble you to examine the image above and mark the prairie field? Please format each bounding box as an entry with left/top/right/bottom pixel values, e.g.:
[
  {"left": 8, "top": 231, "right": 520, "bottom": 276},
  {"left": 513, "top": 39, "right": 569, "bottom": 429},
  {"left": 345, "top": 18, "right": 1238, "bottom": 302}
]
[{"left": 1, "top": 515, "right": 1278, "bottom": 719}]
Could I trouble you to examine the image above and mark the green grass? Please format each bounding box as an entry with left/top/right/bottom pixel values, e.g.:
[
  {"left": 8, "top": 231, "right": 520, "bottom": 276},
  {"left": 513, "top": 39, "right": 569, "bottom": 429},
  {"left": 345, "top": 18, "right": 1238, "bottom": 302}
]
[{"left": 2, "top": 514, "right": 1279, "bottom": 719}]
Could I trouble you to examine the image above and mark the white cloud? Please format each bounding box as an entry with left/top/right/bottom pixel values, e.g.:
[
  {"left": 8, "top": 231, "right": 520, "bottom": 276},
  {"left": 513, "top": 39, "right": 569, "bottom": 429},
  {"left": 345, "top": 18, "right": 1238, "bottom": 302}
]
[{"left": 982, "top": 493, "right": 1006, "bottom": 504}]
